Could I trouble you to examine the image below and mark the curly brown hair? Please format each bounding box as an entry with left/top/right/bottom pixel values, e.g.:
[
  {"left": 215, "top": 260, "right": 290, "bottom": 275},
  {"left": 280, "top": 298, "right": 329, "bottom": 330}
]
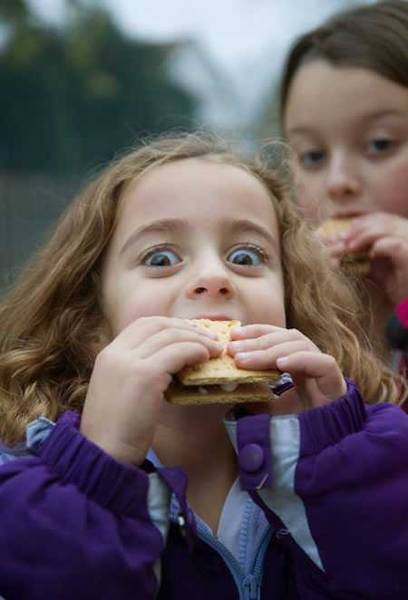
[{"left": 0, "top": 132, "right": 401, "bottom": 445}]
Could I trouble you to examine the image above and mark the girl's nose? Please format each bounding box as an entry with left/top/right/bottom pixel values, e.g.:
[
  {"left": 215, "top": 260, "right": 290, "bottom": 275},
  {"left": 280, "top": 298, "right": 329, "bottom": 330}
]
[
  {"left": 326, "top": 155, "right": 361, "bottom": 203},
  {"left": 186, "top": 272, "right": 235, "bottom": 300}
]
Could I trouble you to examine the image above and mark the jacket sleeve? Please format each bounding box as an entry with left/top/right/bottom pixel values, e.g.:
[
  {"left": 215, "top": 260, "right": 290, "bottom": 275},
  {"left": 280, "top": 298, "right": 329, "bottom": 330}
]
[
  {"left": 229, "top": 382, "right": 408, "bottom": 599},
  {"left": 0, "top": 413, "right": 171, "bottom": 600}
]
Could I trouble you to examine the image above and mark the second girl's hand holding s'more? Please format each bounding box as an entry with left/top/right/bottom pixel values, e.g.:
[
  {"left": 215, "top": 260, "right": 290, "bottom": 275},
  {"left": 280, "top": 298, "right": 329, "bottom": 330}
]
[
  {"left": 316, "top": 217, "right": 370, "bottom": 275},
  {"left": 316, "top": 216, "right": 408, "bottom": 304}
]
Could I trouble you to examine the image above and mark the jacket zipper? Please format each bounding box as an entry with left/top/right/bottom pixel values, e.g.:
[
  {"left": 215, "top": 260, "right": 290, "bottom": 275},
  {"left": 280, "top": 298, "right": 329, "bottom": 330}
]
[
  {"left": 197, "top": 522, "right": 273, "bottom": 600},
  {"left": 248, "top": 528, "right": 274, "bottom": 599}
]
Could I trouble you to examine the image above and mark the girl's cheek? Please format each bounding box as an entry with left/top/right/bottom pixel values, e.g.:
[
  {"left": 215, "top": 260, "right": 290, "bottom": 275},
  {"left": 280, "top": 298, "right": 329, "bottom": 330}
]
[
  {"left": 377, "top": 168, "right": 408, "bottom": 219},
  {"left": 120, "top": 294, "right": 172, "bottom": 331},
  {"left": 367, "top": 148, "right": 408, "bottom": 216}
]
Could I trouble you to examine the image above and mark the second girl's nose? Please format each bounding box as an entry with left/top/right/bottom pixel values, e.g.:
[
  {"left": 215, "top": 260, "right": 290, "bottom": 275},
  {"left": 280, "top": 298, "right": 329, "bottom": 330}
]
[
  {"left": 326, "top": 155, "right": 362, "bottom": 203},
  {"left": 185, "top": 273, "right": 235, "bottom": 299}
]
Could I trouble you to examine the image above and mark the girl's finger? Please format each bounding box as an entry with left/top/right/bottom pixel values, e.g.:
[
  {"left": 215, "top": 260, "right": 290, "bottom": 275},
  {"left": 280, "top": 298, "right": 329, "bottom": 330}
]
[
  {"left": 115, "top": 316, "right": 218, "bottom": 349},
  {"left": 153, "top": 341, "right": 222, "bottom": 376},
  {"left": 370, "top": 236, "right": 408, "bottom": 265},
  {"left": 230, "top": 323, "right": 284, "bottom": 340},
  {"left": 276, "top": 352, "right": 346, "bottom": 401},
  {"left": 351, "top": 212, "right": 408, "bottom": 241},
  {"left": 189, "top": 321, "right": 220, "bottom": 339},
  {"left": 347, "top": 212, "right": 389, "bottom": 234},
  {"left": 228, "top": 329, "right": 309, "bottom": 354},
  {"left": 234, "top": 340, "right": 316, "bottom": 370},
  {"left": 370, "top": 238, "right": 408, "bottom": 302},
  {"left": 136, "top": 328, "right": 223, "bottom": 360},
  {"left": 346, "top": 229, "right": 382, "bottom": 253},
  {"left": 345, "top": 213, "right": 408, "bottom": 251}
]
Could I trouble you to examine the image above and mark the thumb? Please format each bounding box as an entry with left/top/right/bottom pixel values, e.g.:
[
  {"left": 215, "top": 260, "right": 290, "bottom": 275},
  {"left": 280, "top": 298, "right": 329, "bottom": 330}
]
[{"left": 371, "top": 237, "right": 408, "bottom": 267}]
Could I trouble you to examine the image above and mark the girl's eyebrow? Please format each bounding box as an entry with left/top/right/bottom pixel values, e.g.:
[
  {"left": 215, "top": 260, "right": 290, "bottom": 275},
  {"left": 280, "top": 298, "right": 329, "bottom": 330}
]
[
  {"left": 228, "top": 219, "right": 280, "bottom": 254},
  {"left": 285, "top": 125, "right": 314, "bottom": 137},
  {"left": 120, "top": 218, "right": 188, "bottom": 255},
  {"left": 119, "top": 217, "right": 280, "bottom": 256},
  {"left": 359, "top": 109, "right": 408, "bottom": 124}
]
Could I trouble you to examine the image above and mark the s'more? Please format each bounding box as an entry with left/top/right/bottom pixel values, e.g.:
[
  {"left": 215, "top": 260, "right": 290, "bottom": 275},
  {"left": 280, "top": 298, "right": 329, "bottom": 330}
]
[
  {"left": 316, "top": 217, "right": 370, "bottom": 275},
  {"left": 165, "top": 319, "right": 282, "bottom": 405}
]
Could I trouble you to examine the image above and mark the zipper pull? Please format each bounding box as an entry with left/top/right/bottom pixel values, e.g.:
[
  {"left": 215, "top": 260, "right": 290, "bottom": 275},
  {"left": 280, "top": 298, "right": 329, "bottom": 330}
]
[{"left": 243, "top": 574, "right": 259, "bottom": 600}]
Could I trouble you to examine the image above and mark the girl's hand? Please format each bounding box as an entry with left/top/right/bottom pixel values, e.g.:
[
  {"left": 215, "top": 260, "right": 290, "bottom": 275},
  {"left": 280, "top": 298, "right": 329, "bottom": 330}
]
[
  {"left": 228, "top": 324, "right": 346, "bottom": 414},
  {"left": 81, "top": 317, "right": 222, "bottom": 465},
  {"left": 315, "top": 230, "right": 347, "bottom": 270},
  {"left": 344, "top": 212, "right": 408, "bottom": 305}
]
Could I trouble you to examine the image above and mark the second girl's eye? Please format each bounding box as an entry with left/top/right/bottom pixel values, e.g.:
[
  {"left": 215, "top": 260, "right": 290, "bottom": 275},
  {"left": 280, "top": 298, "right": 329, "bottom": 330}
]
[
  {"left": 226, "top": 246, "right": 265, "bottom": 266},
  {"left": 367, "top": 138, "right": 393, "bottom": 155},
  {"left": 298, "top": 149, "right": 325, "bottom": 168},
  {"left": 142, "top": 248, "right": 182, "bottom": 267}
]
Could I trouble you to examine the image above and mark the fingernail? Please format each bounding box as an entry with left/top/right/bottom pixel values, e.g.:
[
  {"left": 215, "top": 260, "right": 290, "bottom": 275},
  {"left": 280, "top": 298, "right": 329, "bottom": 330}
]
[
  {"left": 229, "top": 341, "right": 243, "bottom": 351},
  {"left": 276, "top": 357, "right": 288, "bottom": 368},
  {"left": 236, "top": 352, "right": 250, "bottom": 363}
]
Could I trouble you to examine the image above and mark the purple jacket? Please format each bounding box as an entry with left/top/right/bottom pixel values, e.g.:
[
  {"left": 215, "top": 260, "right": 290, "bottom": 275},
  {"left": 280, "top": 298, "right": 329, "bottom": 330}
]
[{"left": 0, "top": 382, "right": 408, "bottom": 599}]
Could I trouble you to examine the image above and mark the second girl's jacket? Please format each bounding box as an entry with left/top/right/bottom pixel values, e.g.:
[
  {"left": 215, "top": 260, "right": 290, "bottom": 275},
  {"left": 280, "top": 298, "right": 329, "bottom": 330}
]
[{"left": 0, "top": 381, "right": 408, "bottom": 599}]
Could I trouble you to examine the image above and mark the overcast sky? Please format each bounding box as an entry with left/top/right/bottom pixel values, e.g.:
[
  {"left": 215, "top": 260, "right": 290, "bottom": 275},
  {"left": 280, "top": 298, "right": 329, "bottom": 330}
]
[
  {"left": 27, "top": 0, "right": 375, "bottom": 132},
  {"left": 29, "top": 0, "right": 370, "bottom": 71}
]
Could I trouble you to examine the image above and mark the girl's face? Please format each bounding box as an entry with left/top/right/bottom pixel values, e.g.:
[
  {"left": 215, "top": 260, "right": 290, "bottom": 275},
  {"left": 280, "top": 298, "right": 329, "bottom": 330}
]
[
  {"left": 284, "top": 60, "right": 408, "bottom": 224},
  {"left": 101, "top": 158, "right": 286, "bottom": 335}
]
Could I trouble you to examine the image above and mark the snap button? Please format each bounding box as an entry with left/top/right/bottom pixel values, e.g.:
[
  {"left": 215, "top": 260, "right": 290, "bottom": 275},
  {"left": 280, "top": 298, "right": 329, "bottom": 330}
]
[
  {"left": 239, "top": 443, "right": 264, "bottom": 473},
  {"left": 177, "top": 514, "right": 185, "bottom": 528}
]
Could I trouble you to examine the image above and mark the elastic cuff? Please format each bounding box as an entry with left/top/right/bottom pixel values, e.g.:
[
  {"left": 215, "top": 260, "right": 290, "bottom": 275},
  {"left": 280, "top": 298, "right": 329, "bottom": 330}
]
[
  {"left": 39, "top": 416, "right": 151, "bottom": 517},
  {"left": 299, "top": 380, "right": 367, "bottom": 456}
]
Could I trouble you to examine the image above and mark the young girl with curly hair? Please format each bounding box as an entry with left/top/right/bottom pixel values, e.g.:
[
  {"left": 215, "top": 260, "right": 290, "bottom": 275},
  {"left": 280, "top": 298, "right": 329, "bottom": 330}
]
[{"left": 0, "top": 133, "right": 407, "bottom": 599}]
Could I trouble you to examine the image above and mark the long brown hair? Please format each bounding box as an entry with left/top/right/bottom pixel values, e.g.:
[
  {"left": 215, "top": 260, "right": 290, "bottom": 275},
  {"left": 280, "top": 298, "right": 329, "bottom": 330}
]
[
  {"left": 280, "top": 0, "right": 408, "bottom": 121},
  {"left": 0, "top": 132, "right": 401, "bottom": 444}
]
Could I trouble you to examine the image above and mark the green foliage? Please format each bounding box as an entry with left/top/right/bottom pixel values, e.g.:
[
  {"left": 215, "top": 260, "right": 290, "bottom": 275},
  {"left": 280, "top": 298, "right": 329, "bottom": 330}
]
[
  {"left": 0, "top": 0, "right": 196, "bottom": 174},
  {"left": 0, "top": 0, "right": 28, "bottom": 23}
]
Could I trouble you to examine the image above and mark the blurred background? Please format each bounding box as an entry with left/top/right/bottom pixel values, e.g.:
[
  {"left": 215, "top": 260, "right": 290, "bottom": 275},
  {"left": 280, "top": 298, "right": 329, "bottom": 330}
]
[{"left": 1, "top": 0, "right": 375, "bottom": 292}]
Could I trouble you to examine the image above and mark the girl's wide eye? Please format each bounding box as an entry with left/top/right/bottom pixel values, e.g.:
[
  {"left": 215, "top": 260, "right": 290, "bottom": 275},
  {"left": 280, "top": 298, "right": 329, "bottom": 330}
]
[
  {"left": 226, "top": 246, "right": 264, "bottom": 266},
  {"left": 143, "top": 248, "right": 181, "bottom": 267}
]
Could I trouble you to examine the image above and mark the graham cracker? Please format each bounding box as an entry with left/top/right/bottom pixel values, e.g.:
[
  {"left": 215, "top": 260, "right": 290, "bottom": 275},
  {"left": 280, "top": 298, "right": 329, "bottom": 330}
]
[
  {"left": 316, "top": 218, "right": 370, "bottom": 275},
  {"left": 179, "top": 319, "right": 281, "bottom": 386},
  {"left": 165, "top": 381, "right": 274, "bottom": 405}
]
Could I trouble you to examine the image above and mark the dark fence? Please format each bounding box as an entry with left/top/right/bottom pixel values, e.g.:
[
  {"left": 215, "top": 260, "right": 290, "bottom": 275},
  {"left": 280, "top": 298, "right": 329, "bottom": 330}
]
[{"left": 0, "top": 173, "right": 82, "bottom": 294}]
